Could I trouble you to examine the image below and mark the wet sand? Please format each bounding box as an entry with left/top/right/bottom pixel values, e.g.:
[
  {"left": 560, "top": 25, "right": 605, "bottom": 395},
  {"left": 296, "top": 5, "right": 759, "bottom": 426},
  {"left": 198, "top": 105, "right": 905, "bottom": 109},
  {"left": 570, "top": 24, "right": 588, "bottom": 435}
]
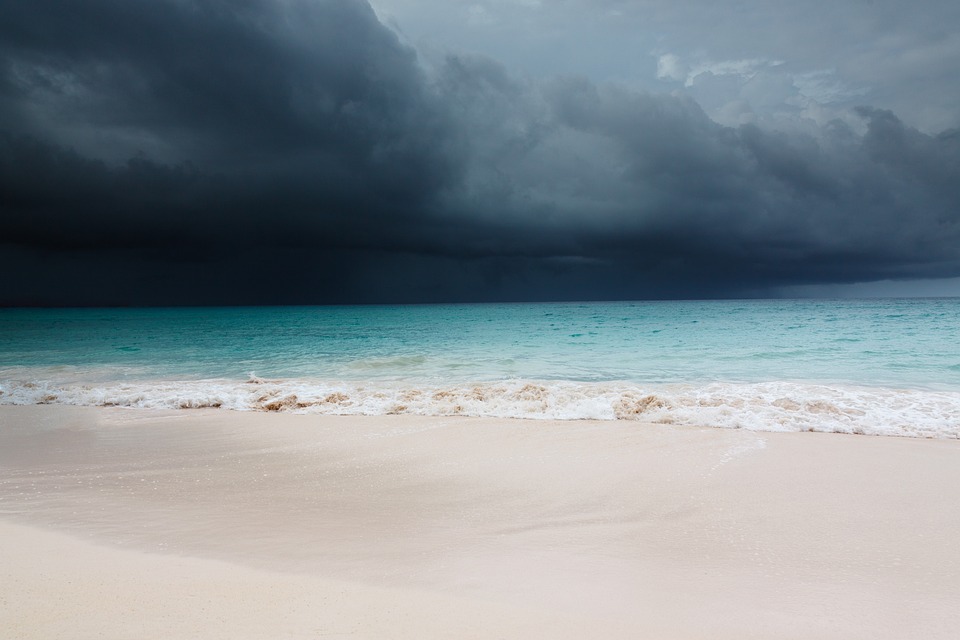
[{"left": 1, "top": 405, "right": 958, "bottom": 638}]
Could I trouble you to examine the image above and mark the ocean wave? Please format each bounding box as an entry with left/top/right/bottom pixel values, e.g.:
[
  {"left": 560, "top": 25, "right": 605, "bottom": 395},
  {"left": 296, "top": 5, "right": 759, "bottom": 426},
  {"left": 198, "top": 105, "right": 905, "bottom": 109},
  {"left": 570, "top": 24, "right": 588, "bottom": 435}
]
[{"left": 2, "top": 374, "right": 958, "bottom": 439}]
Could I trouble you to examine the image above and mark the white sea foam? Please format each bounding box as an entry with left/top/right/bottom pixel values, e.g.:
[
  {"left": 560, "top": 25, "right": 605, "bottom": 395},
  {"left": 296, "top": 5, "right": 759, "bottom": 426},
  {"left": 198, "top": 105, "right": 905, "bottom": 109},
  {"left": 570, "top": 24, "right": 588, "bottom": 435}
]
[{"left": 2, "top": 373, "right": 958, "bottom": 439}]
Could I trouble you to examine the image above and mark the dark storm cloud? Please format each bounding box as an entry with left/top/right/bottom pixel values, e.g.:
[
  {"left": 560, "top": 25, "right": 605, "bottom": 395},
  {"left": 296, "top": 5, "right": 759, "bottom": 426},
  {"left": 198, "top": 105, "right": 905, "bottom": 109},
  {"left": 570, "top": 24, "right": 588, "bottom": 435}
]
[
  {"left": 2, "top": 0, "right": 456, "bottom": 193},
  {"left": 1, "top": 0, "right": 959, "bottom": 305}
]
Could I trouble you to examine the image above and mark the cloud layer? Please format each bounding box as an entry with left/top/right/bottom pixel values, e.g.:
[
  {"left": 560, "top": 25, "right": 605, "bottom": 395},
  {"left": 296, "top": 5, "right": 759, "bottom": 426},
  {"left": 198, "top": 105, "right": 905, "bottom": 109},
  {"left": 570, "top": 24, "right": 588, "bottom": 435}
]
[{"left": 2, "top": 0, "right": 959, "bottom": 304}]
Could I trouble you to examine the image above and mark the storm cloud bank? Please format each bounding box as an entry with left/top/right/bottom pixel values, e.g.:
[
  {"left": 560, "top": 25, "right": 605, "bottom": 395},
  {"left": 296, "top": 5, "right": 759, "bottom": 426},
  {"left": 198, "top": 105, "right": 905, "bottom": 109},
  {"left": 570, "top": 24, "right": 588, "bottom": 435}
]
[{"left": 2, "top": 0, "right": 959, "bottom": 304}]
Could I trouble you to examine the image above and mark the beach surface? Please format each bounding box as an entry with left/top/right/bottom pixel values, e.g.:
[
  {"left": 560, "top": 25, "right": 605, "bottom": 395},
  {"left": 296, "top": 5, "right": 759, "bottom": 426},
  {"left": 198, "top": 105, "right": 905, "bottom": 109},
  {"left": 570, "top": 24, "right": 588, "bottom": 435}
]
[{"left": 1, "top": 405, "right": 958, "bottom": 638}]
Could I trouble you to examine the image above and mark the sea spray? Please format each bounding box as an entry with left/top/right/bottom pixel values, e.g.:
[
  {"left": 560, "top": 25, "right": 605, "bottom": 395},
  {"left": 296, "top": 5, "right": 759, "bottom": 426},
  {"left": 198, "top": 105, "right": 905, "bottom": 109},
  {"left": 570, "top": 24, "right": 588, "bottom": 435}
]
[{"left": 2, "top": 376, "right": 957, "bottom": 438}]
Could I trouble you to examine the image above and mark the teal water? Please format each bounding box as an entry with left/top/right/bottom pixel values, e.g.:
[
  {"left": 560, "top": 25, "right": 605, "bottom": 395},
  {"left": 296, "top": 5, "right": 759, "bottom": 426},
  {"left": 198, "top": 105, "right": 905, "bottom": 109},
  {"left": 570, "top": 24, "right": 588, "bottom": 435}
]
[{"left": 2, "top": 300, "right": 959, "bottom": 437}]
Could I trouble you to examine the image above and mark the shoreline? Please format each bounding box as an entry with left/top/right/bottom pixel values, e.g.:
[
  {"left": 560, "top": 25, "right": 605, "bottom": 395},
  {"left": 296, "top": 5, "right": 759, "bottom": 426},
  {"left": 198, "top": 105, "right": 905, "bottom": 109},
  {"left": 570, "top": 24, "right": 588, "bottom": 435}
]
[
  {"left": 2, "top": 405, "right": 959, "bottom": 638},
  {"left": 3, "top": 375, "right": 959, "bottom": 438}
]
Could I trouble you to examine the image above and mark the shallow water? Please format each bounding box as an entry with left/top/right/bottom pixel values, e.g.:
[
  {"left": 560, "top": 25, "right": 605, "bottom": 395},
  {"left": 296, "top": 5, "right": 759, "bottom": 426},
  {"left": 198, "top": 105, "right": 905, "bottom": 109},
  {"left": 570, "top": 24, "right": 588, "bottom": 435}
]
[{"left": 2, "top": 299, "right": 959, "bottom": 437}]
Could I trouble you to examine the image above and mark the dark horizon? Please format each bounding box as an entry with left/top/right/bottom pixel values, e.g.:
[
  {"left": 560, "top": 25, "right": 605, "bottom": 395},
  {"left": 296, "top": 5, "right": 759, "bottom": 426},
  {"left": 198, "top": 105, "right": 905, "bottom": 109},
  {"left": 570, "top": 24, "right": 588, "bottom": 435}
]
[{"left": 5, "top": 292, "right": 960, "bottom": 311}]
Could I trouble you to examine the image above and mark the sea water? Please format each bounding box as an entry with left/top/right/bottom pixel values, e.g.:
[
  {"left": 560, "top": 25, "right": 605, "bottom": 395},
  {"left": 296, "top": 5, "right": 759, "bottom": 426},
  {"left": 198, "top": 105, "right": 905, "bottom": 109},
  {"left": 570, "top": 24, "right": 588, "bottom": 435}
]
[{"left": 1, "top": 299, "right": 959, "bottom": 438}]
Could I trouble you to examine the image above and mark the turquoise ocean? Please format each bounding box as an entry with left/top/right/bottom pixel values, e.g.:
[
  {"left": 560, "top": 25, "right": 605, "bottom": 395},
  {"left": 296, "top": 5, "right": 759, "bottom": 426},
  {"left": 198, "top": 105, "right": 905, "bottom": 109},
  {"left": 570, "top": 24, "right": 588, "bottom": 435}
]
[{"left": 2, "top": 299, "right": 959, "bottom": 438}]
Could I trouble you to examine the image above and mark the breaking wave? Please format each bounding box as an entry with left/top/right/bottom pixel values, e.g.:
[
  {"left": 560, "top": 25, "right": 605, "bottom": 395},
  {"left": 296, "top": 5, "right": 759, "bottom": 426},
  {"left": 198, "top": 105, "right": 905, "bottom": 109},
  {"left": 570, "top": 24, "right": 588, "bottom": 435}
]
[{"left": 2, "top": 374, "right": 958, "bottom": 439}]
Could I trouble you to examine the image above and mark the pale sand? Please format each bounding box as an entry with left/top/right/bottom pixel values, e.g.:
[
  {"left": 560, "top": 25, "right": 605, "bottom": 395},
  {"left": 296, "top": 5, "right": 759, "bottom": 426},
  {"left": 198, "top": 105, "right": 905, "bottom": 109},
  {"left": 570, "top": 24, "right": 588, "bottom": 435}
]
[{"left": 1, "top": 406, "right": 959, "bottom": 638}]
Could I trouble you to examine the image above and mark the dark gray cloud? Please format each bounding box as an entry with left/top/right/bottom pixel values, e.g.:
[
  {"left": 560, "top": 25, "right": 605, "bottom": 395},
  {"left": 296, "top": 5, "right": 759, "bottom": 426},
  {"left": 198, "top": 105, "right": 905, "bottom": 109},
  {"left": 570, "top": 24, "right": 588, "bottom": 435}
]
[
  {"left": 375, "top": 0, "right": 960, "bottom": 133},
  {"left": 1, "top": 0, "right": 959, "bottom": 305}
]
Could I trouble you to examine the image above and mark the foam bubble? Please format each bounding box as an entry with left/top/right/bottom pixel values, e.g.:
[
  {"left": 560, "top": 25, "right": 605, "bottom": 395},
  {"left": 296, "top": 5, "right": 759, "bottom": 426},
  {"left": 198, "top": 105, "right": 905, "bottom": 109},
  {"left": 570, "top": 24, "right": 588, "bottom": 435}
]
[{"left": 1, "top": 374, "right": 957, "bottom": 439}]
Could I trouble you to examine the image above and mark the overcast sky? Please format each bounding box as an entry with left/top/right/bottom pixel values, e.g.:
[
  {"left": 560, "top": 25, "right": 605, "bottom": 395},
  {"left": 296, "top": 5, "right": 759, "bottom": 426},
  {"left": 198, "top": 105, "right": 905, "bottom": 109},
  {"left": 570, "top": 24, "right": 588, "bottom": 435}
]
[{"left": 2, "top": 0, "right": 959, "bottom": 305}]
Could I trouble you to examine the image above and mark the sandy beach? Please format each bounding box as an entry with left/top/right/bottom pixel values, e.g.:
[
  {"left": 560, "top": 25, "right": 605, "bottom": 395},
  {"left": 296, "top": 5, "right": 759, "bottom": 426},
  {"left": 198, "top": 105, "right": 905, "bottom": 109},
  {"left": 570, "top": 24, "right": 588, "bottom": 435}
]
[{"left": 1, "top": 405, "right": 959, "bottom": 639}]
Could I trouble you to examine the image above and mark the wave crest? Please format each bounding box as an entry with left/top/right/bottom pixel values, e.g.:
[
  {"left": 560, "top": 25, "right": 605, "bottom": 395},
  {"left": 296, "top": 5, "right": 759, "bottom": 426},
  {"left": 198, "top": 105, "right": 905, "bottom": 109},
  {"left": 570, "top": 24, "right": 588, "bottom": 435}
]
[{"left": 1, "top": 376, "right": 957, "bottom": 439}]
